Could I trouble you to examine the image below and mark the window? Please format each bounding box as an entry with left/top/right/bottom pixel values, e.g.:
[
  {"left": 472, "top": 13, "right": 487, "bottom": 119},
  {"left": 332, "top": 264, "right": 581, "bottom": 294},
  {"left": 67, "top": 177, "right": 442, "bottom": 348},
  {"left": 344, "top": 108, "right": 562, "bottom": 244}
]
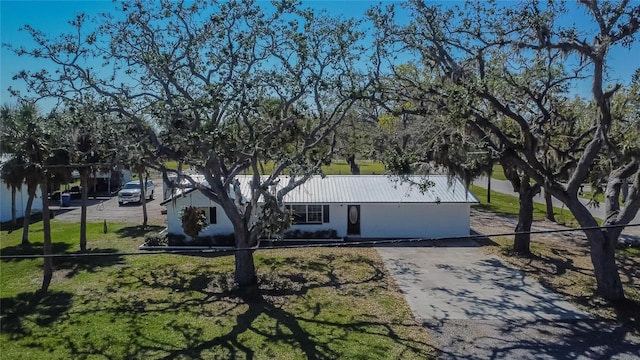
[
  {"left": 209, "top": 207, "right": 217, "bottom": 224},
  {"left": 307, "top": 205, "right": 323, "bottom": 223},
  {"left": 286, "top": 204, "right": 330, "bottom": 224},
  {"left": 290, "top": 205, "right": 307, "bottom": 224},
  {"left": 189, "top": 207, "right": 216, "bottom": 225}
]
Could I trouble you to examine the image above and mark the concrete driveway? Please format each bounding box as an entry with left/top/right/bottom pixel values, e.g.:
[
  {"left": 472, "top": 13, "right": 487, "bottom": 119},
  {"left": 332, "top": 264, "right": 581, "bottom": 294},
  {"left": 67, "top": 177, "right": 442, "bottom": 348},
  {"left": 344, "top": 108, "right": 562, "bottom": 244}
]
[
  {"left": 52, "top": 179, "right": 166, "bottom": 226},
  {"left": 376, "top": 239, "right": 640, "bottom": 359},
  {"left": 377, "top": 239, "right": 589, "bottom": 322}
]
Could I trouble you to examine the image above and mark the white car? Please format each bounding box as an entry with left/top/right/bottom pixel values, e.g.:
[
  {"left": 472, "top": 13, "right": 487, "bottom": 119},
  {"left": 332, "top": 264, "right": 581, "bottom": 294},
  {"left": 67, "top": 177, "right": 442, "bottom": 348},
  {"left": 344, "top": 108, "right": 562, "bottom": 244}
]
[{"left": 118, "top": 180, "right": 155, "bottom": 205}]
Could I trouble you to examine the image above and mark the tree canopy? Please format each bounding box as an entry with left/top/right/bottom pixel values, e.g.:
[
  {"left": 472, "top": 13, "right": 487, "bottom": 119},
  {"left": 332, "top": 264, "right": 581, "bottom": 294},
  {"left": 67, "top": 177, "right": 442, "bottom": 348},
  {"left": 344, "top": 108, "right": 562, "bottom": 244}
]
[
  {"left": 8, "top": 0, "right": 371, "bottom": 293},
  {"left": 367, "top": 0, "right": 640, "bottom": 300}
]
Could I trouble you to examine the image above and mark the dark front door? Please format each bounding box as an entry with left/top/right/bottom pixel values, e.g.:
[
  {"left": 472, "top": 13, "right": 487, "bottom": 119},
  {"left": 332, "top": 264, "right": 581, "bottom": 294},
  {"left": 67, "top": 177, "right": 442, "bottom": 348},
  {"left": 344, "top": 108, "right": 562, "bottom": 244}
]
[{"left": 347, "top": 205, "right": 361, "bottom": 236}]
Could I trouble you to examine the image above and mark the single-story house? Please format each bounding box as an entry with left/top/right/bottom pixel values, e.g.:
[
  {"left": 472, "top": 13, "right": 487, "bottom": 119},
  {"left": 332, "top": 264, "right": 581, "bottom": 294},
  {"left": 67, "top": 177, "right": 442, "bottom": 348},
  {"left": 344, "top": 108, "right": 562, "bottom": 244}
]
[
  {"left": 162, "top": 175, "right": 478, "bottom": 240},
  {"left": 0, "top": 155, "right": 43, "bottom": 223}
]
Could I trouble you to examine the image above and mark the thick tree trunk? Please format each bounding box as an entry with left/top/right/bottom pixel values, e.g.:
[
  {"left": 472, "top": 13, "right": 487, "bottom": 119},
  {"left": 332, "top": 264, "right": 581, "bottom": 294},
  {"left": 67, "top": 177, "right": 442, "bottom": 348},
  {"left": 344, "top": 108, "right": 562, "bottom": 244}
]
[
  {"left": 11, "top": 187, "right": 17, "bottom": 226},
  {"left": 347, "top": 154, "right": 360, "bottom": 175},
  {"left": 233, "top": 223, "right": 258, "bottom": 299},
  {"left": 514, "top": 181, "right": 538, "bottom": 255},
  {"left": 590, "top": 228, "right": 624, "bottom": 300},
  {"left": 561, "top": 191, "right": 625, "bottom": 300},
  {"left": 544, "top": 187, "right": 555, "bottom": 222},
  {"left": 40, "top": 176, "right": 53, "bottom": 293},
  {"left": 573, "top": 207, "right": 623, "bottom": 299},
  {"left": 21, "top": 182, "right": 37, "bottom": 247},
  {"left": 80, "top": 170, "right": 89, "bottom": 252}
]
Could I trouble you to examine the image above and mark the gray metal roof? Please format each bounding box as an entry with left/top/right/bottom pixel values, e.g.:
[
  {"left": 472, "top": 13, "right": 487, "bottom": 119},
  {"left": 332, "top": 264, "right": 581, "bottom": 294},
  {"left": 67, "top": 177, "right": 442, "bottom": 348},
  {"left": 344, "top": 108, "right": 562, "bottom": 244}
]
[
  {"left": 162, "top": 175, "right": 479, "bottom": 204},
  {"left": 271, "top": 175, "right": 478, "bottom": 204}
]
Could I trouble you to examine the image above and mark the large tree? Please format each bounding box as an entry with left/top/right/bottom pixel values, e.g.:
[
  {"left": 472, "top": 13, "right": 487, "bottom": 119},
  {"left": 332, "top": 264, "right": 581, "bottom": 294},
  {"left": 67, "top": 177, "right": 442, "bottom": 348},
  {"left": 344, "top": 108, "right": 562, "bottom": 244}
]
[
  {"left": 370, "top": 0, "right": 640, "bottom": 300},
  {"left": 10, "top": 0, "right": 368, "bottom": 296}
]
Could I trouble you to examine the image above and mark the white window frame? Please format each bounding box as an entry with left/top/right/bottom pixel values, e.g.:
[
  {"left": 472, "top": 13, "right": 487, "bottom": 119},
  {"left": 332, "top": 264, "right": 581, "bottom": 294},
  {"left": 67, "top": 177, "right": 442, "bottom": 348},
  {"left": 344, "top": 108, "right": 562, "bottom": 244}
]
[{"left": 287, "top": 204, "right": 327, "bottom": 225}]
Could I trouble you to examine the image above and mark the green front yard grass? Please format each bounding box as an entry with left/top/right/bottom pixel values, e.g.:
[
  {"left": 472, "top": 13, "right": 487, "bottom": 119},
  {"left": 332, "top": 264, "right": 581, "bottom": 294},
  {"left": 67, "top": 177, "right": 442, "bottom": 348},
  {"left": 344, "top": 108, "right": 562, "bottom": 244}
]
[{"left": 1, "top": 222, "right": 434, "bottom": 359}]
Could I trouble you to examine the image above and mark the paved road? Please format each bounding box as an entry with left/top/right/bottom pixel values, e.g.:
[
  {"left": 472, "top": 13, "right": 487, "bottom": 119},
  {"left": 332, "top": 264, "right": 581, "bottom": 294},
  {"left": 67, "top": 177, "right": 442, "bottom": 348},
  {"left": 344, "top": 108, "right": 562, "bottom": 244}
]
[
  {"left": 376, "top": 240, "right": 640, "bottom": 359},
  {"left": 472, "top": 176, "right": 640, "bottom": 240}
]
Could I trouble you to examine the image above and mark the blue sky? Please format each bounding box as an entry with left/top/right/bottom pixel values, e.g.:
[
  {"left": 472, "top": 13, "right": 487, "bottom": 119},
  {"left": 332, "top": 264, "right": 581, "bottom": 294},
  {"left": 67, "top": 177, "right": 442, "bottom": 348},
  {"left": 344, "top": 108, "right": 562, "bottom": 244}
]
[{"left": 1, "top": 0, "right": 638, "bottom": 110}]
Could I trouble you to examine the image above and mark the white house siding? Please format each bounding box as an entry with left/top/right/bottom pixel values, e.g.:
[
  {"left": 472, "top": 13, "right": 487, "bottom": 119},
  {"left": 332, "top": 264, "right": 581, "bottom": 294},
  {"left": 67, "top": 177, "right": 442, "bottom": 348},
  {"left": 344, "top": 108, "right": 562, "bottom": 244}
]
[
  {"left": 0, "top": 182, "right": 43, "bottom": 223},
  {"left": 165, "top": 198, "right": 472, "bottom": 239},
  {"left": 287, "top": 202, "right": 471, "bottom": 239},
  {"left": 162, "top": 175, "right": 477, "bottom": 240},
  {"left": 359, "top": 203, "right": 470, "bottom": 238},
  {"left": 164, "top": 192, "right": 234, "bottom": 237}
]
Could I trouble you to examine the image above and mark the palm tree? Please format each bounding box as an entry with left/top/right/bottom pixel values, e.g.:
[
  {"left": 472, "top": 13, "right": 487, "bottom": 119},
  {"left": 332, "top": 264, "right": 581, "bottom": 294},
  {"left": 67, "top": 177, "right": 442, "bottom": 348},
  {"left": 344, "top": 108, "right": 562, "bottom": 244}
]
[
  {"left": 1, "top": 103, "right": 49, "bottom": 245},
  {"left": 68, "top": 110, "right": 116, "bottom": 252},
  {"left": 1, "top": 105, "right": 23, "bottom": 227}
]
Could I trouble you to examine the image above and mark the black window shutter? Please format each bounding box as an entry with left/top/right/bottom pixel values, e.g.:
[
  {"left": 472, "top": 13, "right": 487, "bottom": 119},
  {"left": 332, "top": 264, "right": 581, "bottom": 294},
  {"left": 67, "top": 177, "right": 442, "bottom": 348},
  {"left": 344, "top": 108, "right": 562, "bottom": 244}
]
[
  {"left": 323, "top": 205, "right": 329, "bottom": 223},
  {"left": 210, "top": 207, "right": 217, "bottom": 224}
]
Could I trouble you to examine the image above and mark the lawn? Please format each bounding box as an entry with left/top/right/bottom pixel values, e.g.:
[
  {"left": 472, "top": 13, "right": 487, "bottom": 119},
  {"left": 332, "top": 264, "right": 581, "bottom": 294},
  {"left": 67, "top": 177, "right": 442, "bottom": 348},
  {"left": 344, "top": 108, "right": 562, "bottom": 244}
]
[
  {"left": 322, "top": 160, "right": 386, "bottom": 175},
  {"left": 470, "top": 184, "right": 588, "bottom": 227},
  {"left": 241, "top": 160, "right": 386, "bottom": 176},
  {"left": 164, "top": 161, "right": 190, "bottom": 171},
  {"left": 1, "top": 222, "right": 434, "bottom": 359},
  {"left": 490, "top": 164, "right": 507, "bottom": 181},
  {"left": 489, "top": 165, "right": 617, "bottom": 205}
]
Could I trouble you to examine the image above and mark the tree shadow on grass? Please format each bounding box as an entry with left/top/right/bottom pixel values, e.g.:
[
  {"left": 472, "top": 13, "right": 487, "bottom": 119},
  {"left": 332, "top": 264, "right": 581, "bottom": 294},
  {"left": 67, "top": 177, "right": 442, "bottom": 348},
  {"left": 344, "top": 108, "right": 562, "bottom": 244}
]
[
  {"left": 0, "top": 213, "right": 45, "bottom": 232},
  {"left": 25, "top": 251, "right": 434, "bottom": 359},
  {"left": 1, "top": 291, "right": 73, "bottom": 339},
  {"left": 1, "top": 242, "right": 71, "bottom": 262},
  {"left": 53, "top": 248, "right": 125, "bottom": 279},
  {"left": 115, "top": 225, "right": 165, "bottom": 239}
]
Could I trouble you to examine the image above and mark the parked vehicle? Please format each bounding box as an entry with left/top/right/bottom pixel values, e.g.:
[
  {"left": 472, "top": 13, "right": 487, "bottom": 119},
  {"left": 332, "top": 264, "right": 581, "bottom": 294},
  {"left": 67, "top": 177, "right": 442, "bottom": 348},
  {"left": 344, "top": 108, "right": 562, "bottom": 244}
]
[{"left": 118, "top": 180, "right": 155, "bottom": 205}]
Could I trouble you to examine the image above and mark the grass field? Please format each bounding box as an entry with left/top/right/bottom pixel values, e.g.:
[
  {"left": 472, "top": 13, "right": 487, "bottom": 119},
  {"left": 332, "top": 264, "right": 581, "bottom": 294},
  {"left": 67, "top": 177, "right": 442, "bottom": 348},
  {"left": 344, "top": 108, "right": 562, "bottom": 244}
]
[
  {"left": 470, "top": 185, "right": 586, "bottom": 227},
  {"left": 244, "top": 160, "right": 386, "bottom": 176},
  {"left": 489, "top": 165, "right": 616, "bottom": 206},
  {"left": 1, "top": 222, "right": 434, "bottom": 359},
  {"left": 323, "top": 160, "right": 386, "bottom": 175},
  {"left": 490, "top": 164, "right": 507, "bottom": 181}
]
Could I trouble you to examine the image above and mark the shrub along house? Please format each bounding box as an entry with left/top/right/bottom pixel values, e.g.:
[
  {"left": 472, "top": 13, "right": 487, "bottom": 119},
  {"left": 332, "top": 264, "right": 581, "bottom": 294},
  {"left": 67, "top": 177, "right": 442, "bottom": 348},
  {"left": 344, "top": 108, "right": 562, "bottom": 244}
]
[{"left": 161, "top": 175, "right": 478, "bottom": 243}]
